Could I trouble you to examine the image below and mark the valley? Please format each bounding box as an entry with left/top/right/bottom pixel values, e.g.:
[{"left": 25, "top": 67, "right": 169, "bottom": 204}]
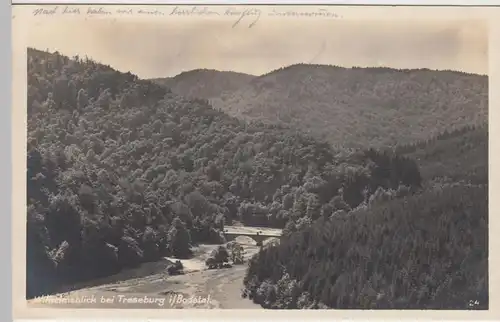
[
  {"left": 28, "top": 234, "right": 274, "bottom": 309},
  {"left": 26, "top": 48, "right": 488, "bottom": 310}
]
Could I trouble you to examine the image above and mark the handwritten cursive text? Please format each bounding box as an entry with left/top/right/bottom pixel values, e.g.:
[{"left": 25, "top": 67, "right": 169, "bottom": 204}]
[
  {"left": 29, "top": 6, "right": 342, "bottom": 27},
  {"left": 225, "top": 8, "right": 261, "bottom": 28},
  {"left": 170, "top": 6, "right": 220, "bottom": 16},
  {"left": 138, "top": 8, "right": 164, "bottom": 16},
  {"left": 87, "top": 7, "right": 112, "bottom": 15},
  {"left": 33, "top": 6, "right": 58, "bottom": 16},
  {"left": 62, "top": 6, "right": 80, "bottom": 15},
  {"left": 269, "top": 8, "right": 341, "bottom": 19}
]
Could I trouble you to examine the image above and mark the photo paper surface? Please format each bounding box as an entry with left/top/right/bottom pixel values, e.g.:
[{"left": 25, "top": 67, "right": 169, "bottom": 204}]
[{"left": 11, "top": 4, "right": 498, "bottom": 320}]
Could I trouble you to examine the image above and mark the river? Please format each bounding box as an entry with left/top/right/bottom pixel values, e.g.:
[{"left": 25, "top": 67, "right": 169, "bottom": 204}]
[{"left": 27, "top": 231, "right": 280, "bottom": 309}]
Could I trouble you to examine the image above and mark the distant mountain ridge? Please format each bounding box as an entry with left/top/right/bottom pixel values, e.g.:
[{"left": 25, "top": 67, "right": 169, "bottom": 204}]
[
  {"left": 158, "top": 63, "right": 488, "bottom": 149},
  {"left": 151, "top": 69, "right": 256, "bottom": 100}
]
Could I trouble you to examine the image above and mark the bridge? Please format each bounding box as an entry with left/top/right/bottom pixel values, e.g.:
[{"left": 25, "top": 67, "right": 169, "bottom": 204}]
[{"left": 223, "top": 225, "right": 283, "bottom": 244}]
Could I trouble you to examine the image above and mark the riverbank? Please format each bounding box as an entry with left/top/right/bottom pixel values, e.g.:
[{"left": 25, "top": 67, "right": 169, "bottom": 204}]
[{"left": 27, "top": 237, "right": 266, "bottom": 309}]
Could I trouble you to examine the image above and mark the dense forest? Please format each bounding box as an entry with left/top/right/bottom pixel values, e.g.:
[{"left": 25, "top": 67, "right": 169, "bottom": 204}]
[
  {"left": 244, "top": 125, "right": 488, "bottom": 309},
  {"left": 398, "top": 125, "right": 487, "bottom": 185},
  {"left": 203, "top": 64, "right": 488, "bottom": 149},
  {"left": 26, "top": 48, "right": 423, "bottom": 299}
]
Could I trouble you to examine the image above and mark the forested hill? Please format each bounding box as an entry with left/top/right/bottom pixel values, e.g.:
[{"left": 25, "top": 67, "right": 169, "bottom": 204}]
[
  {"left": 243, "top": 126, "right": 488, "bottom": 309},
  {"left": 244, "top": 183, "right": 488, "bottom": 309},
  {"left": 397, "top": 125, "right": 488, "bottom": 184},
  {"left": 151, "top": 69, "right": 255, "bottom": 100},
  {"left": 208, "top": 64, "right": 488, "bottom": 148},
  {"left": 26, "top": 48, "right": 422, "bottom": 298}
]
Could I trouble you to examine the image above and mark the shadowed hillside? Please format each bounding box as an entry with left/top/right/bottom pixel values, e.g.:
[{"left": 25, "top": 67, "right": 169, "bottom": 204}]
[
  {"left": 151, "top": 69, "right": 256, "bottom": 100},
  {"left": 208, "top": 64, "right": 488, "bottom": 149},
  {"left": 397, "top": 125, "right": 488, "bottom": 184},
  {"left": 244, "top": 183, "right": 488, "bottom": 309},
  {"left": 244, "top": 126, "right": 488, "bottom": 310}
]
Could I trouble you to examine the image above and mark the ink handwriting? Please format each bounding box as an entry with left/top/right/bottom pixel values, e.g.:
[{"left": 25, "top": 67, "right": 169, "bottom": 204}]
[{"left": 31, "top": 6, "right": 342, "bottom": 28}]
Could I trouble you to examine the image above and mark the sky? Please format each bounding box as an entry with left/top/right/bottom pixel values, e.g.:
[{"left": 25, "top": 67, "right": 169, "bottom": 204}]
[{"left": 25, "top": 12, "right": 488, "bottom": 79}]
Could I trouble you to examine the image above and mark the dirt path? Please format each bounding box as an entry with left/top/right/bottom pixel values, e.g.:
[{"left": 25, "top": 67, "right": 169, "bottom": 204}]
[{"left": 27, "top": 236, "right": 268, "bottom": 310}]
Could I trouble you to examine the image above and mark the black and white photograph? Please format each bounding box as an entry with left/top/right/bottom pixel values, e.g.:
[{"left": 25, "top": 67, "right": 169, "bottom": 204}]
[{"left": 17, "top": 4, "right": 489, "bottom": 313}]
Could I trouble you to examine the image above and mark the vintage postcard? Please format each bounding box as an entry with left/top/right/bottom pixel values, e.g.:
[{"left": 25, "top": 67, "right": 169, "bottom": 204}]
[{"left": 11, "top": 3, "right": 499, "bottom": 320}]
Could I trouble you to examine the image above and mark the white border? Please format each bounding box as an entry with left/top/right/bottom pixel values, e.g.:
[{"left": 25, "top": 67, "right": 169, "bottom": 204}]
[
  {"left": 11, "top": 2, "right": 497, "bottom": 321},
  {"left": 10, "top": 0, "right": 500, "bottom": 6}
]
